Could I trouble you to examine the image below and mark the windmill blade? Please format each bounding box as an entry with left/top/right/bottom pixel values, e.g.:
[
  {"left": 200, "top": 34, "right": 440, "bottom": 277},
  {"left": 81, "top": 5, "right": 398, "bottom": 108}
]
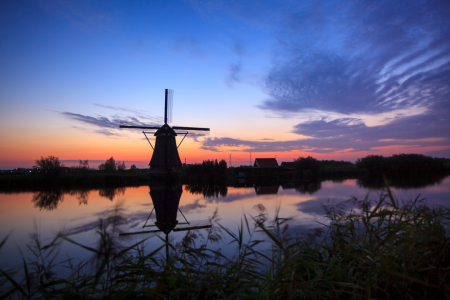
[
  {"left": 172, "top": 126, "right": 210, "bottom": 131},
  {"left": 174, "top": 129, "right": 210, "bottom": 138},
  {"left": 165, "top": 89, "right": 173, "bottom": 124}
]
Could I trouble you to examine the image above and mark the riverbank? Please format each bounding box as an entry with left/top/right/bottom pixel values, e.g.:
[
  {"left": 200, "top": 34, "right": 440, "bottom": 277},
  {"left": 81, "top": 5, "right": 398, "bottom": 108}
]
[{"left": 1, "top": 164, "right": 449, "bottom": 192}]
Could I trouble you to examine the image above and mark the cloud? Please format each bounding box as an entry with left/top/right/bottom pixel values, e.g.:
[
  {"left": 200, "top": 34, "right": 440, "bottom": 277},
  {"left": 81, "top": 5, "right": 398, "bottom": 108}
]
[
  {"left": 259, "top": 1, "right": 450, "bottom": 115},
  {"left": 232, "top": 40, "right": 246, "bottom": 56},
  {"left": 201, "top": 110, "right": 450, "bottom": 155},
  {"left": 189, "top": 1, "right": 450, "bottom": 158},
  {"left": 179, "top": 199, "right": 206, "bottom": 214},
  {"left": 226, "top": 61, "right": 243, "bottom": 87},
  {"left": 93, "top": 104, "right": 164, "bottom": 124},
  {"left": 201, "top": 137, "right": 303, "bottom": 153},
  {"left": 58, "top": 111, "right": 162, "bottom": 137},
  {"left": 172, "top": 37, "right": 203, "bottom": 57},
  {"left": 37, "top": 0, "right": 113, "bottom": 33}
]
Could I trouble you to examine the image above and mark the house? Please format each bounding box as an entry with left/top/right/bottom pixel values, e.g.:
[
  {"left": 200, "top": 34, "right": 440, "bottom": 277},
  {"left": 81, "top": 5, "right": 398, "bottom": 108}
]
[{"left": 254, "top": 158, "right": 279, "bottom": 168}]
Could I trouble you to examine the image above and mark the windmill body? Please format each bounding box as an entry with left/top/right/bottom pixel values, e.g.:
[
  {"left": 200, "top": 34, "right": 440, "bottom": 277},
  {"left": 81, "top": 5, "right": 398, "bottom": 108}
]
[
  {"left": 150, "top": 125, "right": 183, "bottom": 171},
  {"left": 120, "top": 89, "right": 209, "bottom": 172}
]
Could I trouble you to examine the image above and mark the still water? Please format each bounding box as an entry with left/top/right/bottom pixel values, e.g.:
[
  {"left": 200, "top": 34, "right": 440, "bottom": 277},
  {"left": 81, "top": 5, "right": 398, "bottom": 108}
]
[{"left": 1, "top": 177, "right": 449, "bottom": 270}]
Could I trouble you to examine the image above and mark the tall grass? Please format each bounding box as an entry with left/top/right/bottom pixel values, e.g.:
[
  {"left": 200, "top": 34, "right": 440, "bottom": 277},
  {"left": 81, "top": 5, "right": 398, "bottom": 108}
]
[{"left": 1, "top": 187, "right": 449, "bottom": 299}]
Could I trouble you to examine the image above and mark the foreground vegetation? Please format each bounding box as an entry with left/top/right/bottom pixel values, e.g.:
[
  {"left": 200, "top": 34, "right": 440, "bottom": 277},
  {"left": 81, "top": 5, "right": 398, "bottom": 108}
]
[{"left": 1, "top": 188, "right": 449, "bottom": 299}]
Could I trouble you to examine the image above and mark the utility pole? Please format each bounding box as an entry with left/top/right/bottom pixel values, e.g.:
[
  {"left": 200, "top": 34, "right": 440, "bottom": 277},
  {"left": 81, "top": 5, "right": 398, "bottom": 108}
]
[
  {"left": 250, "top": 152, "right": 252, "bottom": 166},
  {"left": 229, "top": 154, "right": 231, "bottom": 167}
]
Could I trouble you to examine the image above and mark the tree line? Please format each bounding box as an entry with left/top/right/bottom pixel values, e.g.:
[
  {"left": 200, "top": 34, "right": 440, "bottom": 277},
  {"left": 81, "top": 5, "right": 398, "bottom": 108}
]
[{"left": 34, "top": 156, "right": 133, "bottom": 176}]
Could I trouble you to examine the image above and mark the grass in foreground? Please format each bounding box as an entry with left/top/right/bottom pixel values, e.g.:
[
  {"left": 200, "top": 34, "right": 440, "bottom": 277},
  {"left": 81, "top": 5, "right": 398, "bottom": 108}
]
[{"left": 1, "top": 187, "right": 449, "bottom": 299}]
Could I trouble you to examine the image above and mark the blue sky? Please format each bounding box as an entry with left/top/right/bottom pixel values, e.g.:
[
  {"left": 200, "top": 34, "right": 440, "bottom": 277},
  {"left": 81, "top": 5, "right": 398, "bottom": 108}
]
[{"left": 1, "top": 0, "right": 449, "bottom": 168}]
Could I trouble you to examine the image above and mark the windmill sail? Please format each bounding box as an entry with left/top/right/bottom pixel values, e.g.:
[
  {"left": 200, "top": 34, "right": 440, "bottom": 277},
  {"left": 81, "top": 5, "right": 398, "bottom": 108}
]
[
  {"left": 172, "top": 126, "right": 209, "bottom": 131},
  {"left": 165, "top": 89, "right": 173, "bottom": 124}
]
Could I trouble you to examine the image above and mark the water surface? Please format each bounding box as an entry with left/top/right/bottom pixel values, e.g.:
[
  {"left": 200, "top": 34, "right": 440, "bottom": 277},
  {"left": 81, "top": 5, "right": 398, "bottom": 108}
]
[{"left": 1, "top": 177, "right": 449, "bottom": 269}]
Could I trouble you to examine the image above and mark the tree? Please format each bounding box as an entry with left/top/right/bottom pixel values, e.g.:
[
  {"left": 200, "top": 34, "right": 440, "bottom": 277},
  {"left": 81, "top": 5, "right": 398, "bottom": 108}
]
[
  {"left": 98, "top": 157, "right": 117, "bottom": 172},
  {"left": 35, "top": 155, "right": 64, "bottom": 176},
  {"left": 79, "top": 159, "right": 89, "bottom": 170},
  {"left": 117, "top": 161, "right": 126, "bottom": 171},
  {"left": 294, "top": 156, "right": 320, "bottom": 173},
  {"left": 130, "top": 164, "right": 137, "bottom": 170}
]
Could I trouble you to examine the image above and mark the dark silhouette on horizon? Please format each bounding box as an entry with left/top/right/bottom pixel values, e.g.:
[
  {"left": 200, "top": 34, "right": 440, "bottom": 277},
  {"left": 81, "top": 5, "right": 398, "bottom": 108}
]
[{"left": 120, "top": 89, "right": 210, "bottom": 173}]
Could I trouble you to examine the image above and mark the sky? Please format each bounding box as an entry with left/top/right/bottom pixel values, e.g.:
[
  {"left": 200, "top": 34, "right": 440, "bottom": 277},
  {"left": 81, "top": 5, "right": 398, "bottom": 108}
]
[{"left": 1, "top": 0, "right": 449, "bottom": 169}]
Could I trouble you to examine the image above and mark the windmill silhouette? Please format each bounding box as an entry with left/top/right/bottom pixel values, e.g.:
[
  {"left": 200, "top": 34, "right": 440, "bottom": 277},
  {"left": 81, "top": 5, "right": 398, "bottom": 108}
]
[{"left": 120, "top": 89, "right": 210, "bottom": 172}]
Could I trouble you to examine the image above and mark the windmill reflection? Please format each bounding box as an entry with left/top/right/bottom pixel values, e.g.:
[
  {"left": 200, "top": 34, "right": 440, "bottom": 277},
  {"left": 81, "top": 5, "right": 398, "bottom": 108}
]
[{"left": 120, "top": 185, "right": 212, "bottom": 259}]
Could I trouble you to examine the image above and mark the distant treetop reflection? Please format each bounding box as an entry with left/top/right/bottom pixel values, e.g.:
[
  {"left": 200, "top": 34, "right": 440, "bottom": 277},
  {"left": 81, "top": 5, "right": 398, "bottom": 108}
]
[
  {"left": 69, "top": 190, "right": 89, "bottom": 205},
  {"left": 99, "top": 187, "right": 125, "bottom": 201},
  {"left": 185, "top": 184, "right": 227, "bottom": 198},
  {"left": 357, "top": 172, "right": 448, "bottom": 189},
  {"left": 32, "top": 190, "right": 64, "bottom": 211}
]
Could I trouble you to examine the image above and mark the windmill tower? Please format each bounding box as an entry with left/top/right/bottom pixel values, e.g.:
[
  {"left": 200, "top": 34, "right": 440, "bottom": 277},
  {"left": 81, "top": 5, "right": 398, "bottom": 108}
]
[{"left": 120, "top": 89, "right": 210, "bottom": 172}]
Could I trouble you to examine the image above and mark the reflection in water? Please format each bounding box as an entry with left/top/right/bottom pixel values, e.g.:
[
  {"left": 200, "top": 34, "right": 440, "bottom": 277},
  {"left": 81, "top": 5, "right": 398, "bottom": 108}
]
[
  {"left": 185, "top": 184, "right": 227, "bottom": 198},
  {"left": 254, "top": 186, "right": 279, "bottom": 195},
  {"left": 98, "top": 187, "right": 125, "bottom": 201},
  {"left": 150, "top": 185, "right": 183, "bottom": 234},
  {"left": 295, "top": 181, "right": 322, "bottom": 194},
  {"left": 32, "top": 190, "right": 64, "bottom": 211},
  {"left": 357, "top": 172, "right": 449, "bottom": 189},
  {"left": 120, "top": 185, "right": 212, "bottom": 259},
  {"left": 69, "top": 190, "right": 90, "bottom": 205}
]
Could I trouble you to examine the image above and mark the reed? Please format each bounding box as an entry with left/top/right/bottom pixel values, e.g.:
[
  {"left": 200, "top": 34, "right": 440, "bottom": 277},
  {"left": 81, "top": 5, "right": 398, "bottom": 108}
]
[{"left": 1, "top": 187, "right": 449, "bottom": 299}]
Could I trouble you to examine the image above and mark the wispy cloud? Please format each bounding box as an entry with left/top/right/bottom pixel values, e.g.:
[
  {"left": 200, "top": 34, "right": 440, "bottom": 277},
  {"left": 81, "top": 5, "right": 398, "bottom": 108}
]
[
  {"left": 201, "top": 110, "right": 450, "bottom": 154},
  {"left": 172, "top": 37, "right": 204, "bottom": 57},
  {"left": 59, "top": 111, "right": 162, "bottom": 137},
  {"left": 259, "top": 1, "right": 450, "bottom": 115},
  {"left": 226, "top": 60, "right": 243, "bottom": 87}
]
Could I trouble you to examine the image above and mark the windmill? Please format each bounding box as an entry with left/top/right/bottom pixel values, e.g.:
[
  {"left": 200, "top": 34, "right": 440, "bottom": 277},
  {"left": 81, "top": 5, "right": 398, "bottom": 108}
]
[{"left": 120, "top": 89, "right": 210, "bottom": 172}]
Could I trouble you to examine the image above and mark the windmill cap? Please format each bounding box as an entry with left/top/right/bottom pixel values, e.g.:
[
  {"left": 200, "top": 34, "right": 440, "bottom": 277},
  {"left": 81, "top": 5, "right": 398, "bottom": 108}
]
[{"left": 155, "top": 125, "right": 177, "bottom": 136}]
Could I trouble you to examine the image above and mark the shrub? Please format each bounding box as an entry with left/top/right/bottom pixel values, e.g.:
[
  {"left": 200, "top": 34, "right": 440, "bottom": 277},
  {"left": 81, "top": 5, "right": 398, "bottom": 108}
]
[
  {"left": 356, "top": 153, "right": 446, "bottom": 177},
  {"left": 98, "top": 157, "right": 117, "bottom": 172},
  {"left": 79, "top": 159, "right": 89, "bottom": 170},
  {"left": 293, "top": 156, "right": 320, "bottom": 173},
  {"left": 117, "top": 161, "right": 126, "bottom": 171},
  {"left": 34, "top": 155, "right": 64, "bottom": 177}
]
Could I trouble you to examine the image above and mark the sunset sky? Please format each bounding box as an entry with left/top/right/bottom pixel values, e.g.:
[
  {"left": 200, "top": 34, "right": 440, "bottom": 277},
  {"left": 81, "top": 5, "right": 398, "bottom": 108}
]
[{"left": 1, "top": 0, "right": 449, "bottom": 169}]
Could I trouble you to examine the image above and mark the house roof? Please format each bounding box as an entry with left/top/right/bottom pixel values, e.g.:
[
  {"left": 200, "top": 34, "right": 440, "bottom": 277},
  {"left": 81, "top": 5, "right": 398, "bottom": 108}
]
[{"left": 254, "top": 158, "right": 279, "bottom": 167}]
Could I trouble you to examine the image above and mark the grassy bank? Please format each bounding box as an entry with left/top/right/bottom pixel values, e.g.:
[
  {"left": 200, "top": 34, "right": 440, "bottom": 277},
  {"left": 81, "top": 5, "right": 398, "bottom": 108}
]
[{"left": 1, "top": 188, "right": 449, "bottom": 299}]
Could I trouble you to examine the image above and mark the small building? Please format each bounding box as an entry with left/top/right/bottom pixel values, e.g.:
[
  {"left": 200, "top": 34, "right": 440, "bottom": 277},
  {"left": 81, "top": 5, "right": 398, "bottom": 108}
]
[{"left": 254, "top": 158, "right": 279, "bottom": 168}]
